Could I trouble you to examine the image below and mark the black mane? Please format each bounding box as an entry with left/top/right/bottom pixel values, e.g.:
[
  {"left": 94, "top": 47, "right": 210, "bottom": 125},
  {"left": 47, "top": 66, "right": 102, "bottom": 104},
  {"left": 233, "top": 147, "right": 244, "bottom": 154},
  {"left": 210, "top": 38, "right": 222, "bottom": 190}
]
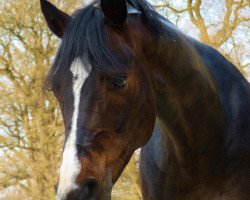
[{"left": 44, "top": 0, "right": 164, "bottom": 91}]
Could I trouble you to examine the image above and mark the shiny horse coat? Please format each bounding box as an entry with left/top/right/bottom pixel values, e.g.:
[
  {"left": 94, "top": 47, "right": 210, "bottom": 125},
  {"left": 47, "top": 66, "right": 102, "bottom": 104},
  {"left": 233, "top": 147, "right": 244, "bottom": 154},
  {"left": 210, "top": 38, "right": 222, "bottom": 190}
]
[
  {"left": 41, "top": 0, "right": 250, "bottom": 199},
  {"left": 140, "top": 23, "right": 250, "bottom": 200}
]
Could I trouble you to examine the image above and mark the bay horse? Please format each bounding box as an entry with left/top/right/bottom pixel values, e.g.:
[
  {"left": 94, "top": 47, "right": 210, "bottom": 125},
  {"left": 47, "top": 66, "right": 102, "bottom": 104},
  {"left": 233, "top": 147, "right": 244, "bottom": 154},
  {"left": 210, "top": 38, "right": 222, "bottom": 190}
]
[{"left": 40, "top": 0, "right": 250, "bottom": 199}]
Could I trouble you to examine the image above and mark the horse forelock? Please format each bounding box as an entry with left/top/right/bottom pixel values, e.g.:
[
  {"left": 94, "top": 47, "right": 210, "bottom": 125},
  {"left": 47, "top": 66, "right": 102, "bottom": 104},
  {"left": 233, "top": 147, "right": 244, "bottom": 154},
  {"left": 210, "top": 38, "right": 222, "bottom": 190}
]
[{"left": 43, "top": 0, "right": 164, "bottom": 92}]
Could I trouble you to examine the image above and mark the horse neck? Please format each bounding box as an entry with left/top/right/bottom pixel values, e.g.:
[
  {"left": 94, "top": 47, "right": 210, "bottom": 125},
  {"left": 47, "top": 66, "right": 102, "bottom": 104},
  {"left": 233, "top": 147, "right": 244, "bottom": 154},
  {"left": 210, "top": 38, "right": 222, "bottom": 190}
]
[{"left": 145, "top": 24, "right": 224, "bottom": 165}]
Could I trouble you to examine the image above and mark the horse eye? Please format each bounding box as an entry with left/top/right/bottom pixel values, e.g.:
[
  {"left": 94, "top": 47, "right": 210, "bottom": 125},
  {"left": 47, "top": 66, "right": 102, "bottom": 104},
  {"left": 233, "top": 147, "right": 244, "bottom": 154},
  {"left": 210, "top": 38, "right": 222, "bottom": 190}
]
[{"left": 113, "top": 74, "right": 128, "bottom": 88}]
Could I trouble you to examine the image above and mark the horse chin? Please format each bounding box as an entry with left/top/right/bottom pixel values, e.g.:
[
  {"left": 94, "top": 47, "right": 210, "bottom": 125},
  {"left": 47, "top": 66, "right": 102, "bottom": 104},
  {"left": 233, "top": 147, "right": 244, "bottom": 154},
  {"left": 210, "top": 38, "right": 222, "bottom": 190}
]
[
  {"left": 101, "top": 188, "right": 112, "bottom": 200},
  {"left": 99, "top": 179, "right": 112, "bottom": 200}
]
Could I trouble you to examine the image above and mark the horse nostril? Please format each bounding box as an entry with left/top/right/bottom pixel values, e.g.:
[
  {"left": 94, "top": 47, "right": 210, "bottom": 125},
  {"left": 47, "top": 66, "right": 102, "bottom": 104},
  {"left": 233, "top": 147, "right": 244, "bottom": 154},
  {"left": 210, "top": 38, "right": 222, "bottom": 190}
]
[
  {"left": 65, "top": 179, "right": 99, "bottom": 200},
  {"left": 80, "top": 178, "right": 99, "bottom": 199}
]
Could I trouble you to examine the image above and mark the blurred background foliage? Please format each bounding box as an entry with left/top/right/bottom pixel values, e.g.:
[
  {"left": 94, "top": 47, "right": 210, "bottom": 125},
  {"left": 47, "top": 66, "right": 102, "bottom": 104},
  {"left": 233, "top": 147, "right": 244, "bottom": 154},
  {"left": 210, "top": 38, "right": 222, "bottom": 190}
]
[{"left": 0, "top": 0, "right": 249, "bottom": 199}]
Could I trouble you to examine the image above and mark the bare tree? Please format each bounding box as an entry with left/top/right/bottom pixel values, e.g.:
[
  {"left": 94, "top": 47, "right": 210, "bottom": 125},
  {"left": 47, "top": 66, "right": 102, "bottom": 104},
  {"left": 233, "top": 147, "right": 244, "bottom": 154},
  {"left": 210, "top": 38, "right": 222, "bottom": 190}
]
[{"left": 0, "top": 0, "right": 81, "bottom": 199}]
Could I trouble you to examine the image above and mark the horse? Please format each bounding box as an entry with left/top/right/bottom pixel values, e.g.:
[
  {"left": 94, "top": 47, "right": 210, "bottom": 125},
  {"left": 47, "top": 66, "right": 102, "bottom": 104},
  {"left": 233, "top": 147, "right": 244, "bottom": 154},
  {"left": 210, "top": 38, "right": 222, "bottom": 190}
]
[{"left": 40, "top": 0, "right": 250, "bottom": 199}]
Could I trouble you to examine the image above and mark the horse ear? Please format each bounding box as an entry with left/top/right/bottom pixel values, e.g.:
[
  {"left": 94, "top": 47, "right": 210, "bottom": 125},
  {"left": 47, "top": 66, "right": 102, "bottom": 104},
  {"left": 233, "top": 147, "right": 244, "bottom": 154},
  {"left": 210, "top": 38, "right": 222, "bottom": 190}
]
[
  {"left": 40, "top": 0, "right": 70, "bottom": 38},
  {"left": 101, "top": 0, "right": 127, "bottom": 26}
]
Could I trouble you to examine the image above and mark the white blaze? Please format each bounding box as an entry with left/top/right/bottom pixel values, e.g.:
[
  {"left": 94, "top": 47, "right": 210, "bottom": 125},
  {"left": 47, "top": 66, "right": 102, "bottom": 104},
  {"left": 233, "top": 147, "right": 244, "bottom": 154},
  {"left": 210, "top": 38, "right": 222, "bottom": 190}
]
[{"left": 57, "top": 59, "right": 91, "bottom": 200}]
